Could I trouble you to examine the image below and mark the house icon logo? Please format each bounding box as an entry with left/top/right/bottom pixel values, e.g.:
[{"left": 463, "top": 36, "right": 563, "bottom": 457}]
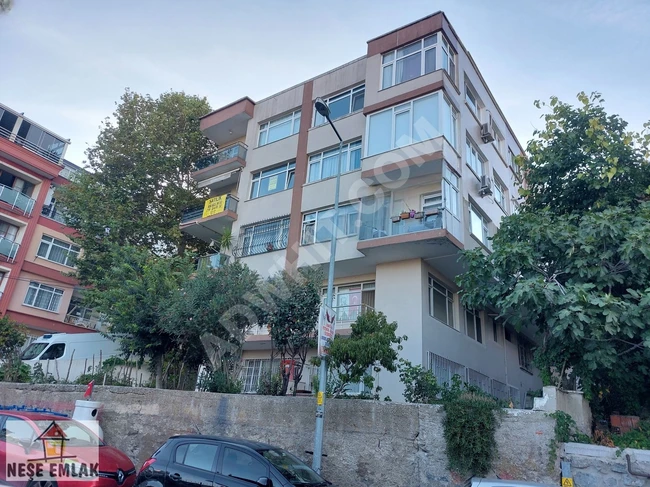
[{"left": 31, "top": 421, "right": 74, "bottom": 463}]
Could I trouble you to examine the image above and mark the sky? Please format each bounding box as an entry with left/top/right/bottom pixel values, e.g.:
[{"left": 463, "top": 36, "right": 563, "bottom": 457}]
[{"left": 1, "top": 0, "right": 649, "bottom": 166}]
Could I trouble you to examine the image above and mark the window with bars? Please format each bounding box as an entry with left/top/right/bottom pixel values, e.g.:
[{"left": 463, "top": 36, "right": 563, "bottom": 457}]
[
  {"left": 24, "top": 281, "right": 64, "bottom": 312},
  {"left": 241, "top": 359, "right": 279, "bottom": 393},
  {"left": 234, "top": 217, "right": 290, "bottom": 258},
  {"left": 37, "top": 235, "right": 80, "bottom": 267},
  {"left": 258, "top": 110, "right": 301, "bottom": 147}
]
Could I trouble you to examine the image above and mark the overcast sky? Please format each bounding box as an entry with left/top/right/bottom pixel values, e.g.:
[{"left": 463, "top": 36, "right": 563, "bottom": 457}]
[{"left": 1, "top": 0, "right": 648, "bottom": 166}]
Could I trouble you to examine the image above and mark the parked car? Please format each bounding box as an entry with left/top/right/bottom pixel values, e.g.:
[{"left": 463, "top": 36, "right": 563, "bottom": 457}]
[
  {"left": 0, "top": 411, "right": 136, "bottom": 487},
  {"left": 469, "top": 478, "right": 556, "bottom": 487},
  {"left": 135, "top": 435, "right": 332, "bottom": 487}
]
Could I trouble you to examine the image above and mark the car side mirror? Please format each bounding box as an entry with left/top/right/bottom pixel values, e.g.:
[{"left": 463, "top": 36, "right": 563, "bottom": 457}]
[{"left": 256, "top": 477, "right": 272, "bottom": 487}]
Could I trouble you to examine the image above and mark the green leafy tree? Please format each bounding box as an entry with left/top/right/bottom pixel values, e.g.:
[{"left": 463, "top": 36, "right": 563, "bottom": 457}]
[
  {"left": 457, "top": 92, "right": 650, "bottom": 415},
  {"left": 0, "top": 315, "right": 28, "bottom": 383},
  {"left": 398, "top": 358, "right": 441, "bottom": 404},
  {"left": 257, "top": 267, "right": 322, "bottom": 396},
  {"left": 324, "top": 310, "right": 406, "bottom": 398}
]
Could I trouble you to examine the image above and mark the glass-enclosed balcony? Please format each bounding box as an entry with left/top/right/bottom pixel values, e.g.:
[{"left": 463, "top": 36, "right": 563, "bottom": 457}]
[{"left": 0, "top": 183, "right": 36, "bottom": 216}]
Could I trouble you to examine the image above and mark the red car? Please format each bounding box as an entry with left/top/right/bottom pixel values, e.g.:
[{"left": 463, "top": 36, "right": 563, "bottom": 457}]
[{"left": 0, "top": 412, "right": 136, "bottom": 487}]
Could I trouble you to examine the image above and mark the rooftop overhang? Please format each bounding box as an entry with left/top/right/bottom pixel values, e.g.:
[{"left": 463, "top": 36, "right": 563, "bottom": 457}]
[{"left": 200, "top": 97, "right": 255, "bottom": 145}]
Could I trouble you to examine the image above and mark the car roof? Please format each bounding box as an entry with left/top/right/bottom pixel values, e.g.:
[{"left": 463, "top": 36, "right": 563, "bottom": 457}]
[
  {"left": 473, "top": 478, "right": 555, "bottom": 487},
  {"left": 169, "top": 434, "right": 275, "bottom": 451},
  {"left": 0, "top": 412, "right": 69, "bottom": 421}
]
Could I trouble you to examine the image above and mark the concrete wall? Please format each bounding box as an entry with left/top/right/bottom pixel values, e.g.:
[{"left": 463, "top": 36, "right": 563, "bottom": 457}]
[
  {"left": 563, "top": 443, "right": 650, "bottom": 487},
  {"left": 534, "top": 386, "right": 593, "bottom": 436},
  {"left": 0, "top": 383, "right": 556, "bottom": 487}
]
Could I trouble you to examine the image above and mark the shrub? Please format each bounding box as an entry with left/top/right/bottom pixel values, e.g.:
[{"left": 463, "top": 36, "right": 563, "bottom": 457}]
[
  {"left": 398, "top": 359, "right": 441, "bottom": 404},
  {"left": 257, "top": 374, "right": 283, "bottom": 396},
  {"left": 196, "top": 369, "right": 242, "bottom": 394},
  {"left": 611, "top": 420, "right": 650, "bottom": 451}
]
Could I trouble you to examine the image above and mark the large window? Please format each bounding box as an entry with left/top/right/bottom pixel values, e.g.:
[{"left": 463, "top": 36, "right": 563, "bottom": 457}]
[
  {"left": 250, "top": 162, "right": 295, "bottom": 199},
  {"left": 24, "top": 281, "right": 64, "bottom": 312},
  {"left": 465, "top": 308, "right": 482, "bottom": 343},
  {"left": 466, "top": 137, "right": 485, "bottom": 178},
  {"left": 302, "top": 204, "right": 358, "bottom": 245},
  {"left": 236, "top": 217, "right": 290, "bottom": 258},
  {"left": 469, "top": 204, "right": 489, "bottom": 247},
  {"left": 366, "top": 92, "right": 458, "bottom": 156},
  {"left": 241, "top": 359, "right": 278, "bottom": 393},
  {"left": 428, "top": 275, "right": 454, "bottom": 328},
  {"left": 381, "top": 33, "right": 456, "bottom": 89},
  {"left": 308, "top": 141, "right": 361, "bottom": 183},
  {"left": 37, "top": 235, "right": 80, "bottom": 267},
  {"left": 325, "top": 282, "right": 375, "bottom": 323},
  {"left": 174, "top": 443, "right": 219, "bottom": 472},
  {"left": 258, "top": 110, "right": 301, "bottom": 147},
  {"left": 314, "top": 86, "right": 365, "bottom": 126}
]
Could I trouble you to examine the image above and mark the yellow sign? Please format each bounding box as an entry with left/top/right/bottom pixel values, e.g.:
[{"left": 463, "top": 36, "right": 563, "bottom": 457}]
[
  {"left": 267, "top": 175, "right": 278, "bottom": 191},
  {"left": 562, "top": 478, "right": 574, "bottom": 487},
  {"left": 203, "top": 195, "right": 227, "bottom": 218},
  {"left": 317, "top": 391, "right": 324, "bottom": 406}
]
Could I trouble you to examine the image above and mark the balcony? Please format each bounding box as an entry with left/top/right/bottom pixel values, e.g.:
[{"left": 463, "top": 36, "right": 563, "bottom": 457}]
[
  {"left": 0, "top": 183, "right": 35, "bottom": 216},
  {"left": 197, "top": 253, "right": 229, "bottom": 270},
  {"left": 180, "top": 194, "right": 238, "bottom": 242},
  {"left": 200, "top": 97, "right": 255, "bottom": 146},
  {"left": 0, "top": 125, "right": 64, "bottom": 166},
  {"left": 0, "top": 237, "right": 19, "bottom": 262},
  {"left": 192, "top": 143, "right": 247, "bottom": 190},
  {"left": 41, "top": 204, "right": 66, "bottom": 224}
]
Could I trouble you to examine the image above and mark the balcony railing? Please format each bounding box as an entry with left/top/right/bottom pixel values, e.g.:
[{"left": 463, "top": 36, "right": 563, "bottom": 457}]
[
  {"left": 197, "top": 253, "right": 229, "bottom": 270},
  {"left": 0, "top": 183, "right": 35, "bottom": 216},
  {"left": 41, "top": 204, "right": 67, "bottom": 224},
  {"left": 194, "top": 143, "right": 247, "bottom": 171},
  {"left": 181, "top": 194, "right": 239, "bottom": 223},
  {"left": 359, "top": 207, "right": 448, "bottom": 241},
  {"left": 0, "top": 126, "right": 63, "bottom": 165},
  {"left": 331, "top": 303, "right": 374, "bottom": 325},
  {"left": 64, "top": 313, "right": 108, "bottom": 331},
  {"left": 0, "top": 237, "right": 19, "bottom": 261}
]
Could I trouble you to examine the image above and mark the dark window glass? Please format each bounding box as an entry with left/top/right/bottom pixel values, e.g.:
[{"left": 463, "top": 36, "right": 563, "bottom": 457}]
[
  {"left": 175, "top": 443, "right": 218, "bottom": 472},
  {"left": 221, "top": 447, "right": 266, "bottom": 484},
  {"left": 0, "top": 111, "right": 18, "bottom": 134},
  {"left": 40, "top": 343, "right": 65, "bottom": 360}
]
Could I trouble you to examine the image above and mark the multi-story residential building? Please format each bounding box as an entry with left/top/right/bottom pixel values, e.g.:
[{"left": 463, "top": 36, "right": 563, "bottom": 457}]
[
  {"left": 181, "top": 12, "right": 541, "bottom": 404},
  {"left": 0, "top": 103, "right": 103, "bottom": 340}
]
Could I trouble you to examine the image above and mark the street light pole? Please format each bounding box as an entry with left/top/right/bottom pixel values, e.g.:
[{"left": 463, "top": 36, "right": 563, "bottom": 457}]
[{"left": 312, "top": 98, "right": 343, "bottom": 474}]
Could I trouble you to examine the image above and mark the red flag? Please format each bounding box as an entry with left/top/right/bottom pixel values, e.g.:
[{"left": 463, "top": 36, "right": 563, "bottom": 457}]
[{"left": 84, "top": 380, "right": 94, "bottom": 398}]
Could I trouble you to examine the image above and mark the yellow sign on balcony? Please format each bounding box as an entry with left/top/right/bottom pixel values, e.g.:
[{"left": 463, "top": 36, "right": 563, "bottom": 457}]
[{"left": 203, "top": 195, "right": 227, "bottom": 218}]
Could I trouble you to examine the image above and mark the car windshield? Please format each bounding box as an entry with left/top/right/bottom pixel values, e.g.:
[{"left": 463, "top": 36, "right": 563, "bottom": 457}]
[
  {"left": 31, "top": 420, "right": 103, "bottom": 447},
  {"left": 20, "top": 343, "right": 48, "bottom": 360},
  {"left": 258, "top": 449, "right": 326, "bottom": 486}
]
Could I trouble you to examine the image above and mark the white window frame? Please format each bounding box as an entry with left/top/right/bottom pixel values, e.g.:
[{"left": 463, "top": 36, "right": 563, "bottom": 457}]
[
  {"left": 465, "top": 82, "right": 481, "bottom": 120},
  {"left": 381, "top": 33, "right": 456, "bottom": 89},
  {"left": 308, "top": 140, "right": 362, "bottom": 183},
  {"left": 250, "top": 162, "right": 295, "bottom": 200},
  {"left": 466, "top": 137, "right": 485, "bottom": 178},
  {"left": 492, "top": 122, "right": 506, "bottom": 157},
  {"left": 239, "top": 217, "right": 290, "bottom": 257},
  {"left": 37, "top": 235, "right": 80, "bottom": 267},
  {"left": 469, "top": 203, "right": 489, "bottom": 247},
  {"left": 465, "top": 308, "right": 483, "bottom": 343},
  {"left": 23, "top": 281, "right": 64, "bottom": 312},
  {"left": 301, "top": 203, "right": 359, "bottom": 245},
  {"left": 258, "top": 110, "right": 301, "bottom": 147},
  {"left": 365, "top": 91, "right": 459, "bottom": 156},
  {"left": 508, "top": 148, "right": 521, "bottom": 178},
  {"left": 428, "top": 275, "right": 454, "bottom": 328},
  {"left": 313, "top": 85, "right": 365, "bottom": 127},
  {"left": 493, "top": 174, "right": 508, "bottom": 213}
]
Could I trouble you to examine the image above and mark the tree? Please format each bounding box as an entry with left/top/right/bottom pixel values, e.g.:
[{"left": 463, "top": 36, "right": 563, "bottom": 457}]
[
  {"left": 457, "top": 92, "right": 650, "bottom": 415},
  {"left": 0, "top": 0, "right": 13, "bottom": 13},
  {"left": 258, "top": 267, "right": 322, "bottom": 396},
  {"left": 324, "top": 310, "right": 406, "bottom": 398},
  {"left": 0, "top": 315, "right": 29, "bottom": 383}
]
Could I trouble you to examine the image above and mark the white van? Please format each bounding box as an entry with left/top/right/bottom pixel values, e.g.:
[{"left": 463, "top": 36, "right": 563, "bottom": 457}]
[{"left": 20, "top": 332, "right": 150, "bottom": 386}]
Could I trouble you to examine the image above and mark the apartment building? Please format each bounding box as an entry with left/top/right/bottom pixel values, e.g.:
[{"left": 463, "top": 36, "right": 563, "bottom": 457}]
[
  {"left": 181, "top": 12, "right": 541, "bottom": 404},
  {"left": 0, "top": 103, "right": 103, "bottom": 340}
]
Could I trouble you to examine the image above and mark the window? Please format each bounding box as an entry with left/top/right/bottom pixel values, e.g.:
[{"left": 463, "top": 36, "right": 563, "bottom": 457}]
[
  {"left": 314, "top": 86, "right": 365, "bottom": 126},
  {"left": 0, "top": 222, "right": 18, "bottom": 242},
  {"left": 308, "top": 141, "right": 361, "bottom": 183},
  {"left": 366, "top": 92, "right": 458, "bottom": 156},
  {"left": 505, "top": 328, "right": 512, "bottom": 342},
  {"left": 17, "top": 122, "right": 66, "bottom": 161},
  {"left": 302, "top": 204, "right": 359, "bottom": 245},
  {"left": 37, "top": 235, "right": 80, "bottom": 267},
  {"left": 23, "top": 281, "right": 64, "bottom": 312},
  {"left": 174, "top": 443, "right": 218, "bottom": 471},
  {"left": 469, "top": 204, "right": 489, "bottom": 247},
  {"left": 428, "top": 275, "right": 454, "bottom": 328},
  {"left": 258, "top": 110, "right": 301, "bottom": 147},
  {"left": 465, "top": 83, "right": 480, "bottom": 119},
  {"left": 508, "top": 148, "right": 521, "bottom": 178},
  {"left": 466, "top": 138, "right": 485, "bottom": 178},
  {"left": 493, "top": 321, "right": 499, "bottom": 343},
  {"left": 465, "top": 308, "right": 482, "bottom": 343},
  {"left": 381, "top": 33, "right": 456, "bottom": 89},
  {"left": 511, "top": 199, "right": 521, "bottom": 214},
  {"left": 493, "top": 175, "right": 507, "bottom": 213},
  {"left": 250, "top": 162, "right": 295, "bottom": 199},
  {"left": 40, "top": 343, "right": 65, "bottom": 360},
  {"left": 237, "top": 218, "right": 290, "bottom": 258},
  {"left": 492, "top": 123, "right": 506, "bottom": 156},
  {"left": 518, "top": 337, "right": 533, "bottom": 372},
  {"left": 221, "top": 448, "right": 267, "bottom": 484},
  {"left": 422, "top": 192, "right": 443, "bottom": 220},
  {"left": 325, "top": 282, "right": 375, "bottom": 323},
  {"left": 4, "top": 418, "right": 36, "bottom": 444}
]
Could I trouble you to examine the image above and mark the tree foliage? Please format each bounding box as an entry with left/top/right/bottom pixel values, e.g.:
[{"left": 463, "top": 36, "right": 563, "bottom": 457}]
[
  {"left": 0, "top": 315, "right": 28, "bottom": 383},
  {"left": 457, "top": 92, "right": 650, "bottom": 415}
]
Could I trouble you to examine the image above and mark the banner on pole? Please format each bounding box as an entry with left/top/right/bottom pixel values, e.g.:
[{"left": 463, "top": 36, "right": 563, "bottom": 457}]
[{"left": 317, "top": 304, "right": 336, "bottom": 356}]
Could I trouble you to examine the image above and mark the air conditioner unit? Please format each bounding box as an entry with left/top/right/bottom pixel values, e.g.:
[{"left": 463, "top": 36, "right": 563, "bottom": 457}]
[
  {"left": 479, "top": 175, "right": 493, "bottom": 196},
  {"left": 480, "top": 123, "right": 495, "bottom": 143}
]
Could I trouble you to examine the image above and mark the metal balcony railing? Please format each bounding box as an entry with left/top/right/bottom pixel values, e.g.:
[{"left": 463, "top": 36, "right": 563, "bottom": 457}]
[
  {"left": 181, "top": 194, "right": 239, "bottom": 223},
  {"left": 197, "top": 253, "right": 229, "bottom": 270},
  {"left": 64, "top": 313, "right": 108, "bottom": 331},
  {"left": 0, "top": 183, "right": 36, "bottom": 216},
  {"left": 194, "top": 143, "right": 247, "bottom": 171},
  {"left": 331, "top": 303, "right": 374, "bottom": 325},
  {"left": 0, "top": 237, "right": 19, "bottom": 261},
  {"left": 41, "top": 204, "right": 67, "bottom": 224},
  {"left": 0, "top": 126, "right": 63, "bottom": 165},
  {"left": 231, "top": 218, "right": 289, "bottom": 258},
  {"left": 359, "top": 206, "right": 447, "bottom": 241}
]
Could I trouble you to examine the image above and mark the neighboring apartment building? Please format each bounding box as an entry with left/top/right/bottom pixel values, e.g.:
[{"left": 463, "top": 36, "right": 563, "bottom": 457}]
[
  {"left": 0, "top": 103, "right": 103, "bottom": 341},
  {"left": 180, "top": 12, "right": 540, "bottom": 404}
]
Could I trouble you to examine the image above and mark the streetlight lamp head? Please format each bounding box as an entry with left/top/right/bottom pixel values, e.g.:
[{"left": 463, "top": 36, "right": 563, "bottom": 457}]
[{"left": 314, "top": 97, "right": 330, "bottom": 118}]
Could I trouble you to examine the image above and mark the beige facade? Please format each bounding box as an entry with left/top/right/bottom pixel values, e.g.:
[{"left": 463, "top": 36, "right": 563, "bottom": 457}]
[{"left": 183, "top": 11, "right": 540, "bottom": 403}]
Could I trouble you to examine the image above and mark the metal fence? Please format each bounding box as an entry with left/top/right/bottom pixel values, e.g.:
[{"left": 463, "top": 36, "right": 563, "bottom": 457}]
[
  {"left": 467, "top": 368, "right": 491, "bottom": 395},
  {"left": 428, "top": 352, "right": 467, "bottom": 388},
  {"left": 0, "top": 126, "right": 64, "bottom": 165},
  {"left": 194, "top": 143, "right": 247, "bottom": 171},
  {"left": 232, "top": 218, "right": 289, "bottom": 258}
]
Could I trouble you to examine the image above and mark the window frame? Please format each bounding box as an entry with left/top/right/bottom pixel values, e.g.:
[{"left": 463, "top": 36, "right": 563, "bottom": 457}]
[
  {"left": 492, "top": 122, "right": 506, "bottom": 157},
  {"left": 257, "top": 110, "right": 301, "bottom": 147},
  {"left": 249, "top": 162, "right": 296, "bottom": 200},
  {"left": 465, "top": 137, "right": 485, "bottom": 179},
  {"left": 313, "top": 85, "right": 365, "bottom": 127},
  {"left": 508, "top": 148, "right": 521, "bottom": 179},
  {"left": 464, "top": 308, "right": 483, "bottom": 343},
  {"left": 428, "top": 275, "right": 455, "bottom": 328},
  {"left": 173, "top": 441, "right": 220, "bottom": 472},
  {"left": 23, "top": 281, "right": 65, "bottom": 312},
  {"left": 36, "top": 234, "right": 80, "bottom": 267},
  {"left": 518, "top": 336, "right": 534, "bottom": 372},
  {"left": 307, "top": 140, "right": 362, "bottom": 183},
  {"left": 238, "top": 217, "right": 290, "bottom": 258},
  {"left": 465, "top": 82, "right": 481, "bottom": 120},
  {"left": 493, "top": 174, "right": 508, "bottom": 214},
  {"left": 301, "top": 203, "right": 359, "bottom": 245},
  {"left": 469, "top": 203, "right": 490, "bottom": 247}
]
